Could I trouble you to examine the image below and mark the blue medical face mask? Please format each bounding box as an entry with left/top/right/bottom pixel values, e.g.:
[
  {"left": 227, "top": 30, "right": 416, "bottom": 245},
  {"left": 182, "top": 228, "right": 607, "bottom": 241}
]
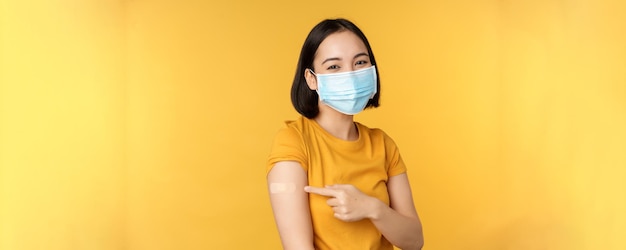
[{"left": 309, "top": 65, "right": 378, "bottom": 115}]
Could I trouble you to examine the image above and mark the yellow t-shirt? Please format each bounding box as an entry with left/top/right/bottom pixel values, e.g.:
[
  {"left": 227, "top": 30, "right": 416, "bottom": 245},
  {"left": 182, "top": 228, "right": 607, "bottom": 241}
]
[{"left": 267, "top": 116, "right": 407, "bottom": 250}]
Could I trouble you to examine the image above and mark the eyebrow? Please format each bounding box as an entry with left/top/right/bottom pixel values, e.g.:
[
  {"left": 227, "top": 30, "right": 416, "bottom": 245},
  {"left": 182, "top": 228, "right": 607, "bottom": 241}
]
[{"left": 321, "top": 52, "right": 370, "bottom": 65}]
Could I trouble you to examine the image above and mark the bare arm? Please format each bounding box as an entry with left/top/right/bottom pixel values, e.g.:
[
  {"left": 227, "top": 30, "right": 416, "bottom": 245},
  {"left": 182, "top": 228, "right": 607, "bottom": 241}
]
[
  {"left": 267, "top": 161, "right": 315, "bottom": 250},
  {"left": 370, "top": 173, "right": 424, "bottom": 250}
]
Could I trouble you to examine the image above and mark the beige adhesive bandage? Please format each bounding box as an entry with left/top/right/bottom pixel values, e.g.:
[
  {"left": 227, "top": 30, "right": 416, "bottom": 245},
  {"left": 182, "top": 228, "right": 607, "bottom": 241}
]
[{"left": 270, "top": 182, "right": 296, "bottom": 194}]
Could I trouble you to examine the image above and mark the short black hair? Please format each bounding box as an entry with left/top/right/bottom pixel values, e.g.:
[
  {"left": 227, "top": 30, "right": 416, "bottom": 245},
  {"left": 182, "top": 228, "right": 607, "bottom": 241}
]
[{"left": 291, "top": 18, "right": 381, "bottom": 118}]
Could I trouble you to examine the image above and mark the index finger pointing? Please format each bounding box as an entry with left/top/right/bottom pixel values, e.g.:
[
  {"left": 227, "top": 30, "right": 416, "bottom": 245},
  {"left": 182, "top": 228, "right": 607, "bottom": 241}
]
[{"left": 304, "top": 186, "right": 338, "bottom": 197}]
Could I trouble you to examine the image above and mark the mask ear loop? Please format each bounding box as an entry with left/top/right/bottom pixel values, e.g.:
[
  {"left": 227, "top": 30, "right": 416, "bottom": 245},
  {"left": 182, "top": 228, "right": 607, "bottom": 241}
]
[{"left": 307, "top": 68, "right": 320, "bottom": 93}]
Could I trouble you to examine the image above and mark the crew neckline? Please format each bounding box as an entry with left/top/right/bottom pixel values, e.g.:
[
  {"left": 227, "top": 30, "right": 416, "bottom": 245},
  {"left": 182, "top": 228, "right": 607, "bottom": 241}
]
[{"left": 306, "top": 117, "right": 364, "bottom": 144}]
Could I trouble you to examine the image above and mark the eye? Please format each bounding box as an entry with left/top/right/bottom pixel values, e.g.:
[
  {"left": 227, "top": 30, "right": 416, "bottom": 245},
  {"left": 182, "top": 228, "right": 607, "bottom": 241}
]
[
  {"left": 327, "top": 65, "right": 340, "bottom": 70},
  {"left": 355, "top": 60, "right": 369, "bottom": 66}
]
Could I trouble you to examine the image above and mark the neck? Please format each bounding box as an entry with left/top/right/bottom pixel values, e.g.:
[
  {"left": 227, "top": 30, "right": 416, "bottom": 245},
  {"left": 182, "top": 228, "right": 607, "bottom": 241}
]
[{"left": 314, "top": 105, "right": 358, "bottom": 141}]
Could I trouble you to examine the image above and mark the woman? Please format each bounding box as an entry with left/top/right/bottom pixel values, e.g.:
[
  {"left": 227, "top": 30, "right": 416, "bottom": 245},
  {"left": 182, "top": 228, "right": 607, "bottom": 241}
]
[{"left": 267, "top": 18, "right": 424, "bottom": 250}]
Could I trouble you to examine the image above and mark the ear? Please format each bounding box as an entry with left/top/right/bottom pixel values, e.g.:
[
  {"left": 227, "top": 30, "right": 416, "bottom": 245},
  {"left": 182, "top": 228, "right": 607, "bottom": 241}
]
[{"left": 304, "top": 68, "right": 318, "bottom": 91}]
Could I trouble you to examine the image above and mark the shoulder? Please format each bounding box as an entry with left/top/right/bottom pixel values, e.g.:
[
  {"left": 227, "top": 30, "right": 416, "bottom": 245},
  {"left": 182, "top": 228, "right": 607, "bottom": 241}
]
[
  {"left": 274, "top": 117, "right": 306, "bottom": 139},
  {"left": 268, "top": 117, "right": 310, "bottom": 172},
  {"left": 272, "top": 116, "right": 315, "bottom": 147}
]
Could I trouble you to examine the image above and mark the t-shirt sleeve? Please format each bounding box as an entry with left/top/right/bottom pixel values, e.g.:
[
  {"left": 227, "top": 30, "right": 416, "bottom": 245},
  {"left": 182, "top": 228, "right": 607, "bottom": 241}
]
[
  {"left": 383, "top": 132, "right": 408, "bottom": 177},
  {"left": 266, "top": 126, "right": 308, "bottom": 174}
]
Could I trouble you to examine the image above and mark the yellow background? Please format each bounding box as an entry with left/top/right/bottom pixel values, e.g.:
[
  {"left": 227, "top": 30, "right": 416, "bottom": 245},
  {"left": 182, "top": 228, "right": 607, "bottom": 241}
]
[{"left": 1, "top": 0, "right": 625, "bottom": 249}]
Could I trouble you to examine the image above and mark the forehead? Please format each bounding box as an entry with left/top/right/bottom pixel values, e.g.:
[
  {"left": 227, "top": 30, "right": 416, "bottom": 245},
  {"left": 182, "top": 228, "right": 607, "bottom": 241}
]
[{"left": 315, "top": 30, "right": 367, "bottom": 59}]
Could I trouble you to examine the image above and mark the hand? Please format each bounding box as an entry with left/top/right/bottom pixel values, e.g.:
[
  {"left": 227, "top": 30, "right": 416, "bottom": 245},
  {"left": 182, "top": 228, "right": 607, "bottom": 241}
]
[{"left": 304, "top": 184, "right": 381, "bottom": 222}]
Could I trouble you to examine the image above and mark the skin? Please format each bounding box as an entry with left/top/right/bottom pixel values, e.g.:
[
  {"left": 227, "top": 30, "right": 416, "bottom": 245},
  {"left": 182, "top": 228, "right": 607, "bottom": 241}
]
[{"left": 268, "top": 30, "right": 424, "bottom": 250}]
